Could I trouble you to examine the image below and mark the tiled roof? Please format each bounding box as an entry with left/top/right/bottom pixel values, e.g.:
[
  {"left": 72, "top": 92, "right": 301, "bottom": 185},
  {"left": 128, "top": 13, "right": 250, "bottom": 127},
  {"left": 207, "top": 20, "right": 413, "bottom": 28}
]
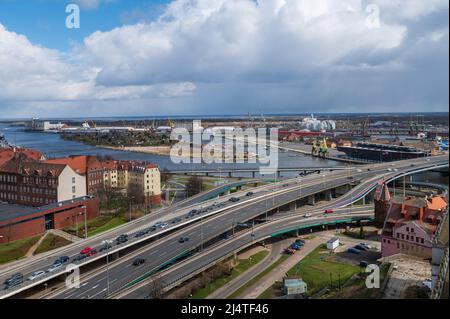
[
  {"left": 0, "top": 147, "right": 44, "bottom": 167},
  {"left": 0, "top": 159, "right": 66, "bottom": 176},
  {"left": 45, "top": 155, "right": 102, "bottom": 175}
]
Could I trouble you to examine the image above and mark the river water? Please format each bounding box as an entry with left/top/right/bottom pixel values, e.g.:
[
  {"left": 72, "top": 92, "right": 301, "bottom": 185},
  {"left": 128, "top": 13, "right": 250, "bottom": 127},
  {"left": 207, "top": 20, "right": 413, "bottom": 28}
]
[{"left": 0, "top": 124, "right": 345, "bottom": 178}]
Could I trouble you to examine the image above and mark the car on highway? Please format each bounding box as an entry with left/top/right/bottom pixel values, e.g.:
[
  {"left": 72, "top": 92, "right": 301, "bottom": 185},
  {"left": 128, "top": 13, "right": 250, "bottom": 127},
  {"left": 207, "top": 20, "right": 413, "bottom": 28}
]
[
  {"left": 87, "top": 249, "right": 98, "bottom": 257},
  {"left": 132, "top": 258, "right": 146, "bottom": 266},
  {"left": 303, "top": 213, "right": 312, "bottom": 218},
  {"left": 178, "top": 236, "right": 190, "bottom": 243},
  {"left": 246, "top": 191, "right": 254, "bottom": 196},
  {"left": 99, "top": 243, "right": 113, "bottom": 252},
  {"left": 27, "top": 271, "right": 45, "bottom": 281},
  {"left": 282, "top": 183, "right": 289, "bottom": 187},
  {"left": 324, "top": 209, "right": 334, "bottom": 214},
  {"left": 186, "top": 209, "right": 198, "bottom": 218},
  {"left": 357, "top": 169, "right": 362, "bottom": 173},
  {"left": 229, "top": 197, "right": 240, "bottom": 202},
  {"left": 47, "top": 263, "right": 63, "bottom": 273},
  {"left": 4, "top": 273, "right": 23, "bottom": 286},
  {"left": 135, "top": 230, "right": 147, "bottom": 238},
  {"left": 172, "top": 217, "right": 182, "bottom": 224},
  {"left": 72, "top": 254, "right": 87, "bottom": 263},
  {"left": 80, "top": 247, "right": 93, "bottom": 255},
  {"left": 54, "top": 256, "right": 70, "bottom": 264},
  {"left": 116, "top": 234, "right": 129, "bottom": 244},
  {"left": 4, "top": 278, "right": 23, "bottom": 289}
]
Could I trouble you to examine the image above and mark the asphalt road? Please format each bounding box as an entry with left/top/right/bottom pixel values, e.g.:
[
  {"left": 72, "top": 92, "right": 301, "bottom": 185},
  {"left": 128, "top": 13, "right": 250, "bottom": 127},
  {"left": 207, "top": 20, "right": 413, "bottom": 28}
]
[{"left": 2, "top": 155, "right": 447, "bottom": 299}]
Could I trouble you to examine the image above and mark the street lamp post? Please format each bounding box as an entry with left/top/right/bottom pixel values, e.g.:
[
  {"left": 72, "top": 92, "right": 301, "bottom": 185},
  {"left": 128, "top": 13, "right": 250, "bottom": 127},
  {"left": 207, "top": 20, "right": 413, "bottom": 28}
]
[
  {"left": 81, "top": 206, "right": 88, "bottom": 239},
  {"left": 106, "top": 242, "right": 110, "bottom": 296}
]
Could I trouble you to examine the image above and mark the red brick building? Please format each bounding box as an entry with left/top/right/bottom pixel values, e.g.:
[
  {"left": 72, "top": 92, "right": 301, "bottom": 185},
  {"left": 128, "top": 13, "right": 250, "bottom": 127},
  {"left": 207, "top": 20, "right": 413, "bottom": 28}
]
[
  {"left": 0, "top": 147, "right": 44, "bottom": 167},
  {"left": 0, "top": 157, "right": 89, "bottom": 206},
  {"left": 0, "top": 196, "right": 100, "bottom": 243}
]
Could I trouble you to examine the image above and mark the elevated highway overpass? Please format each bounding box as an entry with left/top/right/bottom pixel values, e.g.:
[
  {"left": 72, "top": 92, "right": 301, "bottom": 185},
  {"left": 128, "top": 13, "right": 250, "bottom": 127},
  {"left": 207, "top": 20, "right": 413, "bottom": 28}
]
[{"left": 0, "top": 155, "right": 447, "bottom": 299}]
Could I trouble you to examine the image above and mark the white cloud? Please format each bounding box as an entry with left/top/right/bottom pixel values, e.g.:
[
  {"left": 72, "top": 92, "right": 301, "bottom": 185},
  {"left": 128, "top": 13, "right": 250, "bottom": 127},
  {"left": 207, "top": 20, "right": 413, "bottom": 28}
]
[
  {"left": 81, "top": 0, "right": 407, "bottom": 86},
  {"left": 0, "top": 0, "right": 448, "bottom": 117},
  {"left": 0, "top": 23, "right": 195, "bottom": 104}
]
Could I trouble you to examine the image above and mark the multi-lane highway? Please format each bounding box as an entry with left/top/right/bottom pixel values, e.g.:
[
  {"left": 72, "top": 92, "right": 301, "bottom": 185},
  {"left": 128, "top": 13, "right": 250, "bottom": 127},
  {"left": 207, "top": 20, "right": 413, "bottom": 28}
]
[
  {"left": 44, "top": 155, "right": 448, "bottom": 300},
  {"left": 1, "top": 155, "right": 448, "bottom": 299},
  {"left": 119, "top": 206, "right": 374, "bottom": 299}
]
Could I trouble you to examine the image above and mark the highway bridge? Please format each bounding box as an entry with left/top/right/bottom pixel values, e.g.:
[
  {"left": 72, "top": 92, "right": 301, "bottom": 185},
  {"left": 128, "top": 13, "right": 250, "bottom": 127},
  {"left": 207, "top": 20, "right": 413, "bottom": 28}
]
[
  {"left": 0, "top": 155, "right": 447, "bottom": 299},
  {"left": 163, "top": 166, "right": 353, "bottom": 178}
]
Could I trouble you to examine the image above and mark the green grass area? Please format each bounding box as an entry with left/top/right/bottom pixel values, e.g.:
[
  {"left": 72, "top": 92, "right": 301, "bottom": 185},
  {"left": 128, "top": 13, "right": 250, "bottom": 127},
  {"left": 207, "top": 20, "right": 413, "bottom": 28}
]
[
  {"left": 33, "top": 233, "right": 71, "bottom": 255},
  {"left": 192, "top": 250, "right": 269, "bottom": 299},
  {"left": 258, "top": 244, "right": 362, "bottom": 299},
  {"left": 286, "top": 244, "right": 361, "bottom": 296},
  {"left": 229, "top": 254, "right": 290, "bottom": 299},
  {"left": 258, "top": 281, "right": 283, "bottom": 299},
  {"left": 0, "top": 236, "right": 40, "bottom": 264},
  {"left": 64, "top": 216, "right": 127, "bottom": 238},
  {"left": 322, "top": 262, "right": 391, "bottom": 299}
]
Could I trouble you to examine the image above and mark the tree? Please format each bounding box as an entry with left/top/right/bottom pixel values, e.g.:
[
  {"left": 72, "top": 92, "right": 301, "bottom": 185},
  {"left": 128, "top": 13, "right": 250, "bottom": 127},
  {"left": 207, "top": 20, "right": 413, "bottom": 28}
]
[
  {"left": 147, "top": 275, "right": 166, "bottom": 299},
  {"left": 186, "top": 175, "right": 203, "bottom": 197},
  {"left": 127, "top": 183, "right": 145, "bottom": 206}
]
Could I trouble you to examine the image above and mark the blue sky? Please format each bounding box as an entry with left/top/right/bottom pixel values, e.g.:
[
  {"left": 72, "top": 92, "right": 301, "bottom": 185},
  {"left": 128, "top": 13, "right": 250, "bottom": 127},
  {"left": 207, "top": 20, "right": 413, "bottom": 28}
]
[
  {"left": 0, "top": 0, "right": 169, "bottom": 51},
  {"left": 0, "top": 0, "right": 448, "bottom": 118}
]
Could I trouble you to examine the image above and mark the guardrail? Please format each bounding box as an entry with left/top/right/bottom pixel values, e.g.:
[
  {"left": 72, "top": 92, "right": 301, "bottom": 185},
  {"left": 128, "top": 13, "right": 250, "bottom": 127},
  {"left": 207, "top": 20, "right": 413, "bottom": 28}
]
[{"left": 112, "top": 213, "right": 374, "bottom": 298}]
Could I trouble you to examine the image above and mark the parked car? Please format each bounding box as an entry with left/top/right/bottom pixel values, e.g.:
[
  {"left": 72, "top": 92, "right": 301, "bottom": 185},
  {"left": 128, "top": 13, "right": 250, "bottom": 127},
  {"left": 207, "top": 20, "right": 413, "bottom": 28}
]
[
  {"left": 27, "top": 271, "right": 45, "bottom": 281},
  {"left": 132, "top": 258, "right": 146, "bottom": 266},
  {"left": 291, "top": 243, "right": 301, "bottom": 251},
  {"left": 284, "top": 248, "right": 295, "bottom": 255},
  {"left": 295, "top": 239, "right": 306, "bottom": 245},
  {"left": 359, "top": 261, "right": 369, "bottom": 268},
  {"left": 80, "top": 247, "right": 92, "bottom": 255},
  {"left": 354, "top": 244, "right": 369, "bottom": 251},
  {"left": 359, "top": 242, "right": 372, "bottom": 250},
  {"left": 178, "top": 236, "right": 190, "bottom": 243},
  {"left": 347, "top": 248, "right": 361, "bottom": 254},
  {"left": 47, "top": 263, "right": 63, "bottom": 273}
]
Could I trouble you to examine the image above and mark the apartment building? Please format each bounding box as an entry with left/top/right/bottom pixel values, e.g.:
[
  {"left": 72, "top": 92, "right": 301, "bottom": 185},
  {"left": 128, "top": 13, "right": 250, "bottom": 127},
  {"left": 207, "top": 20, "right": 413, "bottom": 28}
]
[
  {"left": 381, "top": 195, "right": 448, "bottom": 259},
  {"left": 102, "top": 160, "right": 161, "bottom": 205},
  {"left": 45, "top": 155, "right": 104, "bottom": 195},
  {"left": 0, "top": 158, "right": 86, "bottom": 206}
]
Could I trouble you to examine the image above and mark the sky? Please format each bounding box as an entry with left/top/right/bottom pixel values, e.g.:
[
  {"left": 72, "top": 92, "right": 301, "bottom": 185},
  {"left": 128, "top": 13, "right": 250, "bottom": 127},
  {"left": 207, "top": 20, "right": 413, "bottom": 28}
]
[{"left": 0, "top": 0, "right": 448, "bottom": 119}]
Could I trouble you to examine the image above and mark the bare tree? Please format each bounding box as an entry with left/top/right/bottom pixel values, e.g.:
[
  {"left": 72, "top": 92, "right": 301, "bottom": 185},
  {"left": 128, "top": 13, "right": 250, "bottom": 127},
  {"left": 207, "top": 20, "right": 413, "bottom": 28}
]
[{"left": 147, "top": 275, "right": 167, "bottom": 299}]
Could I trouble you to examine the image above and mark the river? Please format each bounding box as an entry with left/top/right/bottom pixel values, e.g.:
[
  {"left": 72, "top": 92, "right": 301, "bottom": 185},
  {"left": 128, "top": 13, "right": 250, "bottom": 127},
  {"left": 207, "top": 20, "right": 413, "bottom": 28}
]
[{"left": 0, "top": 124, "right": 345, "bottom": 178}]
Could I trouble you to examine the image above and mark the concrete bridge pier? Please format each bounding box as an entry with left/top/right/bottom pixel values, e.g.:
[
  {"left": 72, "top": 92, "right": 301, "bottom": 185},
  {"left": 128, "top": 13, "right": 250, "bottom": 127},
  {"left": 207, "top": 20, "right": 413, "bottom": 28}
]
[
  {"left": 325, "top": 190, "right": 333, "bottom": 201},
  {"left": 307, "top": 195, "right": 316, "bottom": 206}
]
